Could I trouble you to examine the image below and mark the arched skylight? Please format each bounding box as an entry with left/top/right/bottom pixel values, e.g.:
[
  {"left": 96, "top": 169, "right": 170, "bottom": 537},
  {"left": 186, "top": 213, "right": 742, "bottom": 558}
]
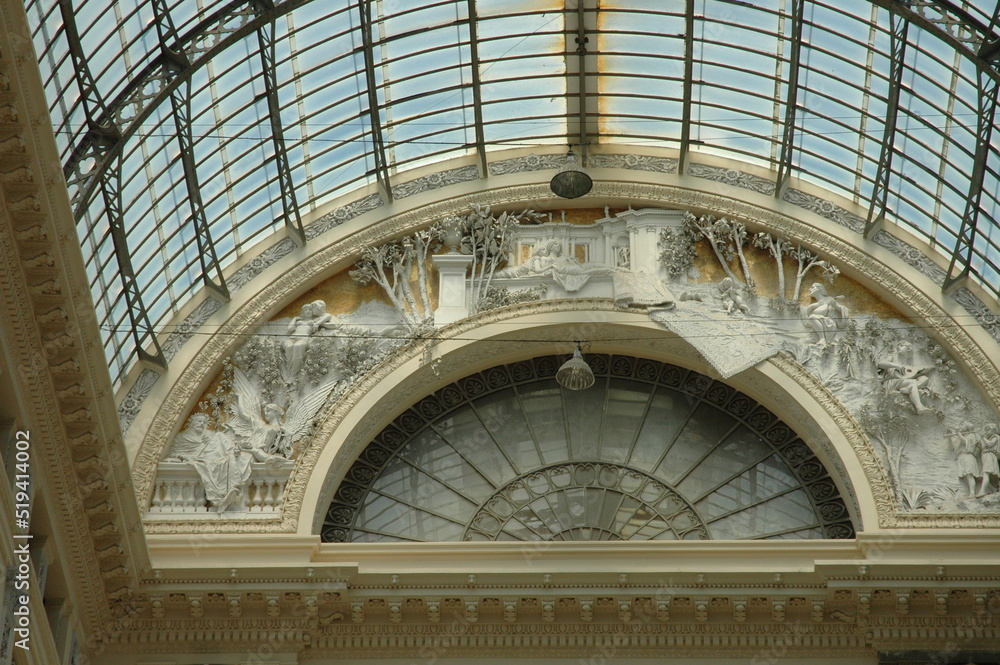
[{"left": 23, "top": 1, "right": 1000, "bottom": 385}]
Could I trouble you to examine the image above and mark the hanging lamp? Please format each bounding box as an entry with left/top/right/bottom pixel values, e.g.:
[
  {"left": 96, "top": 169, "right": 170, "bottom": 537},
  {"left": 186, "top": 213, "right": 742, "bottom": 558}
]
[
  {"left": 556, "top": 345, "right": 595, "bottom": 390},
  {"left": 549, "top": 150, "right": 593, "bottom": 199}
]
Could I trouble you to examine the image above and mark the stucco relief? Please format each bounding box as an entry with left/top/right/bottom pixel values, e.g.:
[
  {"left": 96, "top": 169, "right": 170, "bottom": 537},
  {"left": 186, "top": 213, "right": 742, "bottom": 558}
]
[{"left": 134, "top": 182, "right": 1000, "bottom": 532}]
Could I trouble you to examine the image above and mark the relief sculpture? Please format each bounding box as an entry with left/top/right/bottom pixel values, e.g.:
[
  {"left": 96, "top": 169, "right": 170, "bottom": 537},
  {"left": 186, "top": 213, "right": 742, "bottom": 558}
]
[{"left": 153, "top": 205, "right": 1000, "bottom": 519}]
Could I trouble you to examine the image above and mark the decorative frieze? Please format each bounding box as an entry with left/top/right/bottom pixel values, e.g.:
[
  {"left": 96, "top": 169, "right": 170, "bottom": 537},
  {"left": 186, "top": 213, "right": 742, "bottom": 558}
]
[
  {"left": 227, "top": 237, "right": 298, "bottom": 292},
  {"left": 488, "top": 153, "right": 566, "bottom": 175},
  {"left": 688, "top": 162, "right": 776, "bottom": 195},
  {"left": 783, "top": 188, "right": 866, "bottom": 234},
  {"left": 952, "top": 287, "right": 1000, "bottom": 345},
  {"left": 160, "top": 296, "right": 224, "bottom": 361},
  {"left": 117, "top": 369, "right": 159, "bottom": 434},
  {"left": 306, "top": 193, "right": 384, "bottom": 240},
  {"left": 588, "top": 153, "right": 678, "bottom": 173},
  {"left": 871, "top": 230, "right": 947, "bottom": 285},
  {"left": 392, "top": 165, "right": 480, "bottom": 199}
]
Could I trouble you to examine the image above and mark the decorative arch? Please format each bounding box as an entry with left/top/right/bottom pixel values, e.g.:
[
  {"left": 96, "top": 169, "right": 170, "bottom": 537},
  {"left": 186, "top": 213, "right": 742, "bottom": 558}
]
[
  {"left": 322, "top": 354, "right": 856, "bottom": 543},
  {"left": 126, "top": 167, "right": 999, "bottom": 534}
]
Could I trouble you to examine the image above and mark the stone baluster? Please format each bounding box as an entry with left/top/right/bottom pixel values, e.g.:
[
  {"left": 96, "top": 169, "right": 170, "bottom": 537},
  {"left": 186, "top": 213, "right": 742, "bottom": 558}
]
[
  {"left": 194, "top": 483, "right": 207, "bottom": 512},
  {"left": 151, "top": 481, "right": 164, "bottom": 512},
  {"left": 262, "top": 479, "right": 276, "bottom": 511},
  {"left": 182, "top": 480, "right": 196, "bottom": 511},
  {"left": 163, "top": 480, "right": 176, "bottom": 512},
  {"left": 150, "top": 461, "right": 294, "bottom": 517},
  {"left": 272, "top": 479, "right": 286, "bottom": 510},
  {"left": 251, "top": 479, "right": 264, "bottom": 512}
]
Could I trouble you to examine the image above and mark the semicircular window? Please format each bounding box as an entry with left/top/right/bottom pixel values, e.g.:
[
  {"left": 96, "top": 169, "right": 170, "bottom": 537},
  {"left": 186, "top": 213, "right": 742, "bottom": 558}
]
[{"left": 323, "top": 356, "right": 855, "bottom": 542}]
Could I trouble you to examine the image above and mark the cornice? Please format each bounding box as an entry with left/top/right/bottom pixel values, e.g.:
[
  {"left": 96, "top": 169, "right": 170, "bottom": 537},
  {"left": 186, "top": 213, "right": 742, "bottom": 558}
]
[
  {"left": 0, "top": 0, "right": 150, "bottom": 650},
  {"left": 92, "top": 581, "right": 1000, "bottom": 658}
]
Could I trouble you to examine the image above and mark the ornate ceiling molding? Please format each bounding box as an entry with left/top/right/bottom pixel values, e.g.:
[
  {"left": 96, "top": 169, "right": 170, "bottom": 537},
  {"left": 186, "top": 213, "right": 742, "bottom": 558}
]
[
  {"left": 98, "top": 563, "right": 1000, "bottom": 659},
  {"left": 0, "top": 2, "right": 149, "bottom": 644},
  {"left": 130, "top": 177, "right": 1000, "bottom": 535}
]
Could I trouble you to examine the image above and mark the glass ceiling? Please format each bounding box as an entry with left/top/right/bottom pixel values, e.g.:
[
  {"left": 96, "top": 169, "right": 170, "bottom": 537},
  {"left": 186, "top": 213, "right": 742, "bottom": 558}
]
[{"left": 22, "top": 0, "right": 1000, "bottom": 387}]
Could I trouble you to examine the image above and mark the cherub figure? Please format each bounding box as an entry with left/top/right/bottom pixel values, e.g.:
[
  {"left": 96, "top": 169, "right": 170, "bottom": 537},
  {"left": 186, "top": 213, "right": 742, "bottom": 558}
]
[
  {"left": 718, "top": 277, "right": 749, "bottom": 315},
  {"left": 227, "top": 366, "right": 338, "bottom": 459}
]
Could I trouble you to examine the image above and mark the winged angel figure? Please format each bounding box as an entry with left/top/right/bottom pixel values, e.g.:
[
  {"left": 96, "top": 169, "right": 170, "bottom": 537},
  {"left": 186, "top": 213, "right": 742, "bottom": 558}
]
[{"left": 227, "top": 366, "right": 338, "bottom": 458}]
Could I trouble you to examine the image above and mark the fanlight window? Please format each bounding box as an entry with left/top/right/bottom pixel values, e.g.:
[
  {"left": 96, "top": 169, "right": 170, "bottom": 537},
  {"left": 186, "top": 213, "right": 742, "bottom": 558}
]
[{"left": 323, "top": 356, "right": 854, "bottom": 542}]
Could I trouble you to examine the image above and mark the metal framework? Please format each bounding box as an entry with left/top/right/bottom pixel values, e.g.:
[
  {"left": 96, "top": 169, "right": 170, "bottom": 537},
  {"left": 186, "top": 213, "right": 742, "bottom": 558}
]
[
  {"left": 23, "top": 0, "right": 1000, "bottom": 383},
  {"left": 253, "top": 0, "right": 307, "bottom": 245},
  {"left": 58, "top": 0, "right": 167, "bottom": 369},
  {"left": 573, "top": 0, "right": 589, "bottom": 162},
  {"left": 943, "top": 64, "right": 999, "bottom": 291},
  {"left": 467, "top": 0, "right": 487, "bottom": 176},
  {"left": 151, "top": 0, "right": 231, "bottom": 301},
  {"left": 61, "top": 0, "right": 283, "bottom": 218},
  {"left": 678, "top": 0, "right": 696, "bottom": 169},
  {"left": 357, "top": 0, "right": 393, "bottom": 202},
  {"left": 773, "top": 0, "right": 805, "bottom": 196},
  {"left": 55, "top": 0, "right": 1000, "bottom": 221},
  {"left": 864, "top": 11, "right": 909, "bottom": 239}
]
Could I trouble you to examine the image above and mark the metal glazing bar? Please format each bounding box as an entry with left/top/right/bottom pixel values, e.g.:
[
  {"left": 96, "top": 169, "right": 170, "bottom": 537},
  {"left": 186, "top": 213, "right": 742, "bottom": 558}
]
[
  {"left": 170, "top": 80, "right": 231, "bottom": 300},
  {"left": 64, "top": 0, "right": 309, "bottom": 223},
  {"left": 358, "top": 0, "right": 393, "bottom": 202},
  {"left": 678, "top": 0, "right": 695, "bottom": 169},
  {"left": 575, "top": 0, "right": 588, "bottom": 162},
  {"left": 943, "top": 65, "right": 999, "bottom": 291},
  {"left": 98, "top": 146, "right": 168, "bottom": 369},
  {"left": 864, "top": 11, "right": 908, "bottom": 239},
  {"left": 62, "top": 0, "right": 166, "bottom": 369},
  {"left": 467, "top": 0, "right": 487, "bottom": 176},
  {"left": 773, "top": 0, "right": 805, "bottom": 196},
  {"left": 151, "top": 0, "right": 231, "bottom": 300},
  {"left": 980, "top": 4, "right": 1000, "bottom": 61},
  {"left": 255, "top": 2, "right": 307, "bottom": 245},
  {"left": 59, "top": 0, "right": 120, "bottom": 165}
]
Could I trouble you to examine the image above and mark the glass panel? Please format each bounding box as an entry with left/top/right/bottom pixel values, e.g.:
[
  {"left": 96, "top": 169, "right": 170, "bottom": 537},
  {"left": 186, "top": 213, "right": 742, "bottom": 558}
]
[
  {"left": 354, "top": 492, "right": 465, "bottom": 541},
  {"left": 695, "top": 454, "right": 800, "bottom": 520},
  {"left": 676, "top": 427, "right": 775, "bottom": 499},
  {"left": 399, "top": 428, "right": 497, "bottom": 503},
  {"left": 338, "top": 359, "right": 850, "bottom": 542},
  {"left": 656, "top": 403, "right": 738, "bottom": 485},
  {"left": 516, "top": 382, "right": 569, "bottom": 465},
  {"left": 26, "top": 0, "right": 1000, "bottom": 383},
  {"left": 433, "top": 408, "right": 517, "bottom": 482},
  {"left": 474, "top": 388, "right": 542, "bottom": 473},
  {"left": 600, "top": 379, "right": 651, "bottom": 463},
  {"left": 707, "top": 489, "right": 817, "bottom": 539}
]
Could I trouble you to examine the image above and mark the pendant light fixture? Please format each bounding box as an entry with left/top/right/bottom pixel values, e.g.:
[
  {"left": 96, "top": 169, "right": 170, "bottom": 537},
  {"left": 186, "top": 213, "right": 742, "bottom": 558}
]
[
  {"left": 556, "top": 345, "right": 595, "bottom": 390},
  {"left": 549, "top": 150, "right": 593, "bottom": 199}
]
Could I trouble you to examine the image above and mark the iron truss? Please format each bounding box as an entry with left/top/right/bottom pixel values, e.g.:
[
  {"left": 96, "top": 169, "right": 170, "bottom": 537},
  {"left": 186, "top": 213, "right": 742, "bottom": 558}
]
[{"left": 24, "top": 0, "right": 1000, "bottom": 382}]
